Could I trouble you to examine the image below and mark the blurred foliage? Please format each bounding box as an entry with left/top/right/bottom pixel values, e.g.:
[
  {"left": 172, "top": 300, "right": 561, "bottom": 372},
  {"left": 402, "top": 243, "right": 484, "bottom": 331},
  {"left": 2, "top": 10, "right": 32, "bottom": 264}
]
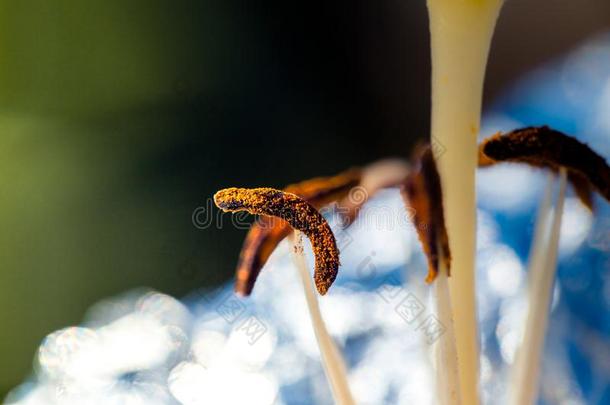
[
  {"left": 0, "top": 0, "right": 225, "bottom": 393},
  {"left": 0, "top": 0, "right": 219, "bottom": 117}
]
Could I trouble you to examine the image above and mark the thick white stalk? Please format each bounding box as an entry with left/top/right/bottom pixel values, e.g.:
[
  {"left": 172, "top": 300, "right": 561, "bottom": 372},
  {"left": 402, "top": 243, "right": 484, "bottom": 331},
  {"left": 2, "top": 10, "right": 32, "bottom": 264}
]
[
  {"left": 289, "top": 231, "right": 355, "bottom": 405},
  {"left": 509, "top": 169, "right": 567, "bottom": 405},
  {"left": 426, "top": 1, "right": 503, "bottom": 403},
  {"left": 433, "top": 255, "right": 461, "bottom": 405}
]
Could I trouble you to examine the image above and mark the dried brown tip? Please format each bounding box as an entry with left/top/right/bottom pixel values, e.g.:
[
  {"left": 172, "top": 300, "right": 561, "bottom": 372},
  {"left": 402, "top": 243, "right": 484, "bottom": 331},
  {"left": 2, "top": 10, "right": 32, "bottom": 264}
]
[
  {"left": 214, "top": 187, "right": 340, "bottom": 295},
  {"left": 232, "top": 169, "right": 360, "bottom": 296},
  {"left": 338, "top": 159, "right": 411, "bottom": 227},
  {"left": 478, "top": 126, "right": 610, "bottom": 210},
  {"left": 401, "top": 145, "right": 451, "bottom": 283}
]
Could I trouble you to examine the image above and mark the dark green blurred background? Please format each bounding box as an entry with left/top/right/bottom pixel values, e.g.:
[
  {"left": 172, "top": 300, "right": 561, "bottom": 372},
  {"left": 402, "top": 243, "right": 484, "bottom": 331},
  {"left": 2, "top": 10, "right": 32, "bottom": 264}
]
[{"left": 1, "top": 0, "right": 608, "bottom": 396}]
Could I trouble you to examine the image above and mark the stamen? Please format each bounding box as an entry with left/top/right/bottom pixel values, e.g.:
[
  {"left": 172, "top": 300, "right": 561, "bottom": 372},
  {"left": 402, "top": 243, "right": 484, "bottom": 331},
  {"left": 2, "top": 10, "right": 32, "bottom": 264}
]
[
  {"left": 478, "top": 126, "right": 610, "bottom": 208},
  {"left": 232, "top": 169, "right": 360, "bottom": 296},
  {"left": 338, "top": 159, "right": 410, "bottom": 226},
  {"left": 401, "top": 145, "right": 451, "bottom": 283},
  {"left": 214, "top": 187, "right": 340, "bottom": 295},
  {"left": 234, "top": 216, "right": 291, "bottom": 295},
  {"left": 285, "top": 168, "right": 362, "bottom": 206}
]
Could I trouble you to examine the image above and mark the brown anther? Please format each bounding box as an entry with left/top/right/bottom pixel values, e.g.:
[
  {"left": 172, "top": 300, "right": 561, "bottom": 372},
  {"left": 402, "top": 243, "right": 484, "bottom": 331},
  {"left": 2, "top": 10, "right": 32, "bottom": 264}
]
[
  {"left": 231, "top": 169, "right": 360, "bottom": 296},
  {"left": 234, "top": 216, "right": 292, "bottom": 295},
  {"left": 567, "top": 171, "right": 594, "bottom": 210},
  {"left": 401, "top": 145, "right": 451, "bottom": 283},
  {"left": 285, "top": 168, "right": 362, "bottom": 206},
  {"left": 478, "top": 126, "right": 610, "bottom": 209},
  {"left": 214, "top": 187, "right": 340, "bottom": 295},
  {"left": 338, "top": 159, "right": 410, "bottom": 227}
]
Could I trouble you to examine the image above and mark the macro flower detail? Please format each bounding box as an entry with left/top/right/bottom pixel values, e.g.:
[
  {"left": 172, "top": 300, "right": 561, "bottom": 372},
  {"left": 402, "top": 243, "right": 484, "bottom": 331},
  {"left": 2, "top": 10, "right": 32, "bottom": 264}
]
[
  {"left": 229, "top": 169, "right": 360, "bottom": 296},
  {"left": 214, "top": 187, "right": 340, "bottom": 295},
  {"left": 338, "top": 159, "right": 410, "bottom": 226},
  {"left": 401, "top": 145, "right": 451, "bottom": 283},
  {"left": 228, "top": 162, "right": 410, "bottom": 296},
  {"left": 478, "top": 126, "right": 610, "bottom": 209}
]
